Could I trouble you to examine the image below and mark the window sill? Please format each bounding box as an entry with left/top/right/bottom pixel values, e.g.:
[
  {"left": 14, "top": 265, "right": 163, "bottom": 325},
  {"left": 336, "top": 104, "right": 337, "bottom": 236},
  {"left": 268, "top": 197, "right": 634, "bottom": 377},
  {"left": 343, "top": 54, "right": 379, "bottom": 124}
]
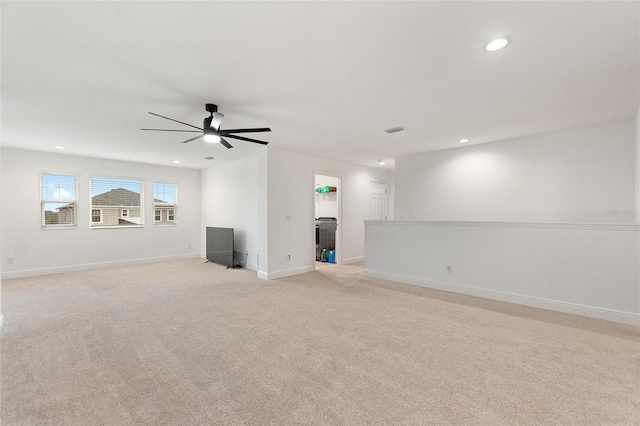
[
  {"left": 90, "top": 225, "right": 145, "bottom": 229},
  {"left": 41, "top": 225, "right": 78, "bottom": 231}
]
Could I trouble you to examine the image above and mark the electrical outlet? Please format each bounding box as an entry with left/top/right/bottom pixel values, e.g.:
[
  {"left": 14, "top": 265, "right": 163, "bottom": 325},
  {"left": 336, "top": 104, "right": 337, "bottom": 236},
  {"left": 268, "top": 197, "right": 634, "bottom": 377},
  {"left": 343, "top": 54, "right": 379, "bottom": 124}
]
[
  {"left": 446, "top": 265, "right": 453, "bottom": 273},
  {"left": 7, "top": 257, "right": 14, "bottom": 265},
  {"left": 187, "top": 244, "right": 192, "bottom": 250}
]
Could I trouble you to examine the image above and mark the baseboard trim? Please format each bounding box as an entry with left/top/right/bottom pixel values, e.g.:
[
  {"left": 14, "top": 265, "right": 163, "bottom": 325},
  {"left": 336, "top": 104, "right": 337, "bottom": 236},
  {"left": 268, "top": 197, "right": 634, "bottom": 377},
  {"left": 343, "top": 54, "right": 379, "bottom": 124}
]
[
  {"left": 257, "top": 265, "right": 316, "bottom": 280},
  {"left": 364, "top": 220, "right": 640, "bottom": 232},
  {"left": 342, "top": 256, "right": 364, "bottom": 265},
  {"left": 0, "top": 314, "right": 4, "bottom": 332},
  {"left": 2, "top": 253, "right": 201, "bottom": 279},
  {"left": 365, "top": 269, "right": 640, "bottom": 326}
]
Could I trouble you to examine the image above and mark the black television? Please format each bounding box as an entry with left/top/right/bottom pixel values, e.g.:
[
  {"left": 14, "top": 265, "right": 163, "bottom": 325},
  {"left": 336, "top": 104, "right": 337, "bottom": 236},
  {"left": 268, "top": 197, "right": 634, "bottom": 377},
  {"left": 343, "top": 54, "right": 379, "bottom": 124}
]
[{"left": 206, "top": 227, "right": 234, "bottom": 267}]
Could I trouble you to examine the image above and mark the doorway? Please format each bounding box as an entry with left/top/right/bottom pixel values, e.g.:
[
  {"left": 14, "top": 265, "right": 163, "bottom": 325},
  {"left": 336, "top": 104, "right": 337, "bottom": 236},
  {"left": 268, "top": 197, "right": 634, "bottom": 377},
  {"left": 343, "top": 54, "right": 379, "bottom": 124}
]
[{"left": 314, "top": 173, "right": 341, "bottom": 269}]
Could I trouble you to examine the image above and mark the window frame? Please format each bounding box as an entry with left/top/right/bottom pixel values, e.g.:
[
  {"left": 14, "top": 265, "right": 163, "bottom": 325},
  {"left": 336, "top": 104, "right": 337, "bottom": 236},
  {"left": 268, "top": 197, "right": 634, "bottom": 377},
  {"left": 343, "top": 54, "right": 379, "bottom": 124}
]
[
  {"left": 40, "top": 173, "right": 78, "bottom": 229},
  {"left": 91, "top": 209, "right": 103, "bottom": 224},
  {"left": 152, "top": 181, "right": 178, "bottom": 226}
]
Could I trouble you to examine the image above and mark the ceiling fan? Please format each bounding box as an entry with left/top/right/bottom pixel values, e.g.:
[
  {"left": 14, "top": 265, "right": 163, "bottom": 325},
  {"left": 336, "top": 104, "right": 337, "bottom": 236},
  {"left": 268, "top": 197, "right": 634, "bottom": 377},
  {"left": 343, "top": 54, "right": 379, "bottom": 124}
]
[{"left": 141, "top": 103, "right": 271, "bottom": 149}]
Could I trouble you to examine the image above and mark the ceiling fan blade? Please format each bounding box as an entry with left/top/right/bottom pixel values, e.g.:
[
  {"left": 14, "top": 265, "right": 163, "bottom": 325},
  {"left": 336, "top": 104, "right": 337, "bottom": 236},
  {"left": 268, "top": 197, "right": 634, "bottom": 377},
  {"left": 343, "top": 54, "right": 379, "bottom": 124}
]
[
  {"left": 224, "top": 134, "right": 269, "bottom": 145},
  {"left": 141, "top": 128, "right": 202, "bottom": 133},
  {"left": 221, "top": 128, "right": 271, "bottom": 134},
  {"left": 210, "top": 112, "right": 224, "bottom": 131},
  {"left": 220, "top": 137, "right": 233, "bottom": 149},
  {"left": 148, "top": 112, "right": 203, "bottom": 131},
  {"left": 180, "top": 134, "right": 204, "bottom": 144}
]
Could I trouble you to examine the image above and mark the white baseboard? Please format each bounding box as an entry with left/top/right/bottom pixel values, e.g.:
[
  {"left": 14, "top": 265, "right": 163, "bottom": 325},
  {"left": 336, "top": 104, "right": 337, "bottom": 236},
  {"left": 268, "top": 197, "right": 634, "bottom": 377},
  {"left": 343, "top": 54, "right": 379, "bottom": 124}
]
[
  {"left": 257, "top": 265, "right": 315, "bottom": 280},
  {"left": 365, "top": 269, "right": 640, "bottom": 327},
  {"left": 342, "top": 256, "right": 364, "bottom": 265},
  {"left": 2, "top": 253, "right": 201, "bottom": 279}
]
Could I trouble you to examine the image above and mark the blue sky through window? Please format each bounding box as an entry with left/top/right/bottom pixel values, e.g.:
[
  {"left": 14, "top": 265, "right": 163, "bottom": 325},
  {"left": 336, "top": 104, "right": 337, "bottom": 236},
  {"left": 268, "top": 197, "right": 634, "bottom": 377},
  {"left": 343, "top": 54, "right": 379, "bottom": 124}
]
[
  {"left": 42, "top": 174, "right": 76, "bottom": 212},
  {"left": 42, "top": 174, "right": 76, "bottom": 200},
  {"left": 153, "top": 182, "right": 175, "bottom": 204}
]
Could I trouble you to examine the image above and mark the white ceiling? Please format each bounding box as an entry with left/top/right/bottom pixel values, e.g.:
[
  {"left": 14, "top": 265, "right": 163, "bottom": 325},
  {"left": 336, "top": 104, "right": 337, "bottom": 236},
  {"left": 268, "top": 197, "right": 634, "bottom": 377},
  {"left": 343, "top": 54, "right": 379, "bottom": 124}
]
[{"left": 2, "top": 1, "right": 638, "bottom": 170}]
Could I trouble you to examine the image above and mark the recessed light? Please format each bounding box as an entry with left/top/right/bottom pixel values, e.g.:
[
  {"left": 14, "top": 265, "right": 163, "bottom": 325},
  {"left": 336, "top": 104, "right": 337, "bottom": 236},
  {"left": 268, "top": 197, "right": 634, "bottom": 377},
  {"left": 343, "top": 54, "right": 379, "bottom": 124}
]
[
  {"left": 384, "top": 127, "right": 404, "bottom": 134},
  {"left": 204, "top": 157, "right": 215, "bottom": 160},
  {"left": 173, "top": 160, "right": 181, "bottom": 164},
  {"left": 484, "top": 37, "right": 510, "bottom": 52},
  {"left": 458, "top": 138, "right": 470, "bottom": 144},
  {"left": 54, "top": 146, "right": 65, "bottom": 150}
]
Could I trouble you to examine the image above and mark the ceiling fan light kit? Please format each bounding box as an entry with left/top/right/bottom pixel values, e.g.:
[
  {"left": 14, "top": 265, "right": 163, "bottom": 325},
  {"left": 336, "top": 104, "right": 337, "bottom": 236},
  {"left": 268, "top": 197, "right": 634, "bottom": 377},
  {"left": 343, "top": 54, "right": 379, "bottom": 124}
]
[
  {"left": 141, "top": 103, "right": 271, "bottom": 149},
  {"left": 204, "top": 133, "right": 221, "bottom": 144}
]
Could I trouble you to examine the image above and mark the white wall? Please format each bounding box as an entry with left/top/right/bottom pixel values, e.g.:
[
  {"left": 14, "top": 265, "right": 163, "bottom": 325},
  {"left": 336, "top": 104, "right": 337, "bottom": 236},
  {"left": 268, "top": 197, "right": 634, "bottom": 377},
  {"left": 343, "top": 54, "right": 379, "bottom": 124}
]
[
  {"left": 0, "top": 147, "right": 3, "bottom": 328},
  {"left": 636, "top": 110, "right": 640, "bottom": 223},
  {"left": 264, "top": 147, "right": 391, "bottom": 279},
  {"left": 365, "top": 221, "right": 640, "bottom": 325},
  {"left": 200, "top": 155, "right": 260, "bottom": 271},
  {"left": 1, "top": 148, "right": 201, "bottom": 278},
  {"left": 395, "top": 118, "right": 636, "bottom": 223}
]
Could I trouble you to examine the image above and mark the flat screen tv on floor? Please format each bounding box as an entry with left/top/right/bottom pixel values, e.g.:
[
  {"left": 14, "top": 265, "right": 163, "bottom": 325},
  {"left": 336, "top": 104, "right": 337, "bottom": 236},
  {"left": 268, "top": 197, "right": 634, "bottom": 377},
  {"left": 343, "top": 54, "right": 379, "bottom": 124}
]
[{"left": 206, "top": 227, "right": 234, "bottom": 267}]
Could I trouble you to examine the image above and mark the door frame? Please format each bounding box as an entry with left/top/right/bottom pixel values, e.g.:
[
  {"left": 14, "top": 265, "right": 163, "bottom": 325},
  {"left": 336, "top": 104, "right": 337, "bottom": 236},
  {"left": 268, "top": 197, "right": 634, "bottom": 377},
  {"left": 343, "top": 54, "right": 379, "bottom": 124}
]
[{"left": 313, "top": 171, "right": 342, "bottom": 265}]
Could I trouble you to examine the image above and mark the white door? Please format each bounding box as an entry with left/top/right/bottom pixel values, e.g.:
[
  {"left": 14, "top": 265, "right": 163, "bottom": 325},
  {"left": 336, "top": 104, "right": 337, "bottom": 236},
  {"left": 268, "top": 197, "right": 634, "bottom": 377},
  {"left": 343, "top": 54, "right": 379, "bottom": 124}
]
[{"left": 369, "top": 182, "right": 388, "bottom": 220}]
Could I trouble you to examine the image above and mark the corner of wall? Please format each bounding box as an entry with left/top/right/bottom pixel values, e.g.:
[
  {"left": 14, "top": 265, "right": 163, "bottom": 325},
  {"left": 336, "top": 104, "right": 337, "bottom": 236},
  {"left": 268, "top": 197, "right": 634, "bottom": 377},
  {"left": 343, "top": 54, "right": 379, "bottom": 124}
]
[{"left": 0, "top": 147, "right": 3, "bottom": 322}]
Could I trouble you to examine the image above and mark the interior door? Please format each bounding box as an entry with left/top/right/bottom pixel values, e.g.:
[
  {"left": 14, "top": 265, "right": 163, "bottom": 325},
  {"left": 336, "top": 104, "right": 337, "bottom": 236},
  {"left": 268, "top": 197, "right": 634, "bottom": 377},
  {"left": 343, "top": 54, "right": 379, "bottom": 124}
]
[{"left": 369, "top": 182, "right": 388, "bottom": 220}]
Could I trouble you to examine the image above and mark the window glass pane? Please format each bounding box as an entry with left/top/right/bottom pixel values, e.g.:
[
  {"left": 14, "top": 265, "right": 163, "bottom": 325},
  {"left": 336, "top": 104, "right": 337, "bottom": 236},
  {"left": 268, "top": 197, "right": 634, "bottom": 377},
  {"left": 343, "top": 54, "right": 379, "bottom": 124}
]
[
  {"left": 153, "top": 182, "right": 175, "bottom": 203},
  {"left": 44, "top": 202, "right": 76, "bottom": 225},
  {"left": 91, "top": 177, "right": 144, "bottom": 227}
]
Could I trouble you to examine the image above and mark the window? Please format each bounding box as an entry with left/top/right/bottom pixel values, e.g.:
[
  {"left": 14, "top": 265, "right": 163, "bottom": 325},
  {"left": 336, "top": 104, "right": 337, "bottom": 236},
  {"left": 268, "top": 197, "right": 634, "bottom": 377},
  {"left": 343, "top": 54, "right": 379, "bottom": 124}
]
[
  {"left": 41, "top": 173, "right": 77, "bottom": 227},
  {"left": 153, "top": 182, "right": 177, "bottom": 224},
  {"left": 91, "top": 209, "right": 102, "bottom": 224},
  {"left": 90, "top": 177, "right": 144, "bottom": 228}
]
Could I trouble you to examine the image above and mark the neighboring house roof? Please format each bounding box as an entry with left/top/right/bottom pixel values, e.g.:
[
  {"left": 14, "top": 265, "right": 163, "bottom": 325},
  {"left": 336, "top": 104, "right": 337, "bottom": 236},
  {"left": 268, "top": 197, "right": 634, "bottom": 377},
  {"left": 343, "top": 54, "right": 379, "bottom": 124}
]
[
  {"left": 57, "top": 188, "right": 170, "bottom": 210},
  {"left": 92, "top": 188, "right": 141, "bottom": 206}
]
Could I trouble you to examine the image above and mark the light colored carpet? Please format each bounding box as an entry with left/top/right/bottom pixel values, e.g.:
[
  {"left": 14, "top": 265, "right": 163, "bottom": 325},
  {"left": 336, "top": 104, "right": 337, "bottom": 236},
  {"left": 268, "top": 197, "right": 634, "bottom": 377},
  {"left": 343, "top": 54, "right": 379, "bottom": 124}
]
[{"left": 1, "top": 259, "right": 639, "bottom": 425}]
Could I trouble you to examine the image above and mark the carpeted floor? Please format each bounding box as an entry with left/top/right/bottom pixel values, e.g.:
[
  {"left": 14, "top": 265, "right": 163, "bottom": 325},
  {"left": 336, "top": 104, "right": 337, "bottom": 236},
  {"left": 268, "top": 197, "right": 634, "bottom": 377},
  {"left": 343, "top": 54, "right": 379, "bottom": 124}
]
[{"left": 1, "top": 259, "right": 639, "bottom": 425}]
